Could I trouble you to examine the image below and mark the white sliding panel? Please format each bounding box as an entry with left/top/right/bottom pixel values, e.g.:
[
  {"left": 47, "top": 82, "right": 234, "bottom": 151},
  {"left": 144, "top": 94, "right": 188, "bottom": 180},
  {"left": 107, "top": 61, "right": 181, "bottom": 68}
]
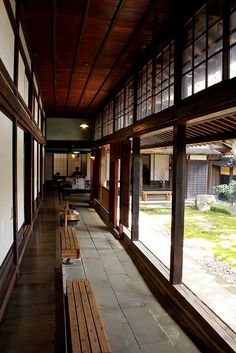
[
  {"left": 17, "top": 127, "right": 25, "bottom": 231},
  {"left": 18, "top": 53, "right": 29, "bottom": 105},
  {"left": 0, "top": 112, "right": 13, "bottom": 266},
  {"left": 34, "top": 99, "right": 38, "bottom": 125},
  {"left": 0, "top": 2, "right": 15, "bottom": 79},
  {"left": 9, "top": 0, "right": 16, "bottom": 17},
  {"left": 19, "top": 24, "right": 31, "bottom": 68}
]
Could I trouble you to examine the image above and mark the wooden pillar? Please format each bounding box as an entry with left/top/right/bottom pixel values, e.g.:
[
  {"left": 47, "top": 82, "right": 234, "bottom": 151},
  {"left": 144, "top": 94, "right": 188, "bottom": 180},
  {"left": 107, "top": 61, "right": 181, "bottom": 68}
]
[
  {"left": 90, "top": 147, "right": 101, "bottom": 206},
  {"left": 185, "top": 155, "right": 190, "bottom": 198},
  {"left": 170, "top": 123, "right": 186, "bottom": 284},
  {"left": 109, "top": 158, "right": 118, "bottom": 226},
  {"left": 229, "top": 166, "right": 234, "bottom": 182},
  {"left": 119, "top": 140, "right": 131, "bottom": 228},
  {"left": 24, "top": 133, "right": 33, "bottom": 225},
  {"left": 139, "top": 156, "right": 143, "bottom": 191},
  {"left": 131, "top": 137, "right": 140, "bottom": 241}
]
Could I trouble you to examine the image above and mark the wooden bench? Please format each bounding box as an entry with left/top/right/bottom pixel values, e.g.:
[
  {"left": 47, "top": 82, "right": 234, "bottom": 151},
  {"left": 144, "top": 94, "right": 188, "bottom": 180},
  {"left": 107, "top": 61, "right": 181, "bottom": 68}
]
[
  {"left": 66, "top": 279, "right": 112, "bottom": 353},
  {"left": 58, "top": 200, "right": 69, "bottom": 216},
  {"left": 142, "top": 190, "right": 172, "bottom": 201},
  {"left": 59, "top": 202, "right": 80, "bottom": 227},
  {"left": 60, "top": 226, "right": 80, "bottom": 259}
]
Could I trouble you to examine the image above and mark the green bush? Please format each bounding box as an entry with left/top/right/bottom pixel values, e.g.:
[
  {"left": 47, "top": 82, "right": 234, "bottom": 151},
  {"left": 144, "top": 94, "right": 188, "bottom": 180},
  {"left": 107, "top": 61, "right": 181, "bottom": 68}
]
[
  {"left": 212, "top": 180, "right": 236, "bottom": 204},
  {"left": 210, "top": 205, "right": 231, "bottom": 215}
]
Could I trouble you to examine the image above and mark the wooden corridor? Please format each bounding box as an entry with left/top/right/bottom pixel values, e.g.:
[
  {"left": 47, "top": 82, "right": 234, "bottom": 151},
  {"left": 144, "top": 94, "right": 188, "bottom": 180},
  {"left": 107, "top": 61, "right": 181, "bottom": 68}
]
[
  {"left": 0, "top": 194, "right": 57, "bottom": 353},
  {"left": 0, "top": 193, "right": 203, "bottom": 353}
]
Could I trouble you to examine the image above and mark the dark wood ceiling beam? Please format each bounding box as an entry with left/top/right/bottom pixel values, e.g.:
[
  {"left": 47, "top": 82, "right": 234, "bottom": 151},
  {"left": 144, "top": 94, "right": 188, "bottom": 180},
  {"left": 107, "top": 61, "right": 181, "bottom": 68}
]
[
  {"left": 74, "top": 0, "right": 125, "bottom": 113},
  {"left": 187, "top": 130, "right": 236, "bottom": 145},
  {"left": 189, "top": 124, "right": 213, "bottom": 135},
  {"left": 52, "top": 0, "right": 57, "bottom": 110},
  {"left": 86, "top": 0, "right": 158, "bottom": 111},
  {"left": 220, "top": 119, "right": 236, "bottom": 129},
  {"left": 64, "top": 0, "right": 90, "bottom": 113},
  {"left": 206, "top": 121, "right": 228, "bottom": 133},
  {"left": 216, "top": 118, "right": 236, "bottom": 130}
]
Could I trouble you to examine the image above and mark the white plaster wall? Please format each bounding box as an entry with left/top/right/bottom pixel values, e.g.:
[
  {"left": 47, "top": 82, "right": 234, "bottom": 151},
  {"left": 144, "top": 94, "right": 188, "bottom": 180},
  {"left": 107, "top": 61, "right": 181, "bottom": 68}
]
[
  {"left": 38, "top": 110, "right": 41, "bottom": 130},
  {"left": 47, "top": 118, "right": 90, "bottom": 140},
  {"left": 9, "top": 0, "right": 16, "bottom": 17},
  {"left": 19, "top": 24, "right": 31, "bottom": 68},
  {"left": 151, "top": 154, "right": 170, "bottom": 181},
  {"left": 0, "top": 1, "right": 15, "bottom": 79},
  {"left": 34, "top": 99, "right": 38, "bottom": 124},
  {"left": 17, "top": 127, "right": 25, "bottom": 231},
  {"left": 18, "top": 53, "right": 29, "bottom": 104},
  {"left": 18, "top": 53, "right": 25, "bottom": 100},
  {"left": 0, "top": 112, "right": 13, "bottom": 266}
]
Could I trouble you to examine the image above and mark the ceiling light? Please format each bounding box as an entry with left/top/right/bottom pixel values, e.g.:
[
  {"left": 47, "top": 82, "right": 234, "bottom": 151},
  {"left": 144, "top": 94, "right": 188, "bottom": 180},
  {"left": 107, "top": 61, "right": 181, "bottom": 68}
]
[{"left": 80, "top": 122, "right": 89, "bottom": 129}]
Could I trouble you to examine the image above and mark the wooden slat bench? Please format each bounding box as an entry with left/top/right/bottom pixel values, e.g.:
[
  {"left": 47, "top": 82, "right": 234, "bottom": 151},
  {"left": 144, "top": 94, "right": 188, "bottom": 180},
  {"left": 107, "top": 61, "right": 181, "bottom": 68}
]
[
  {"left": 141, "top": 190, "right": 172, "bottom": 201},
  {"left": 58, "top": 200, "right": 69, "bottom": 216},
  {"left": 59, "top": 202, "right": 80, "bottom": 227},
  {"left": 66, "top": 279, "right": 112, "bottom": 353},
  {"left": 60, "top": 226, "right": 80, "bottom": 259}
]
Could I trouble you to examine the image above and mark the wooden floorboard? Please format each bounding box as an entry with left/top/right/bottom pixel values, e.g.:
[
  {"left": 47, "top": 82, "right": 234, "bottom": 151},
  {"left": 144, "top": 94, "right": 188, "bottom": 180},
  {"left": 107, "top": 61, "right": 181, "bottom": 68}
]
[{"left": 0, "top": 194, "right": 57, "bottom": 353}]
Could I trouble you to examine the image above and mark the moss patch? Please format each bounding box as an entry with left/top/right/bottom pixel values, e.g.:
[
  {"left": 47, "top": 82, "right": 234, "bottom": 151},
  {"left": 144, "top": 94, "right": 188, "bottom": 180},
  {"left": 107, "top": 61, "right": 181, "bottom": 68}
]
[{"left": 140, "top": 207, "right": 236, "bottom": 268}]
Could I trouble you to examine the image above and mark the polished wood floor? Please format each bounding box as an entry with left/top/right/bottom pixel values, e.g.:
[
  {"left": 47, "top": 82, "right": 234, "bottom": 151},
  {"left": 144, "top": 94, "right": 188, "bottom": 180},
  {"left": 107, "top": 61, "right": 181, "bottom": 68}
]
[{"left": 0, "top": 194, "right": 57, "bottom": 353}]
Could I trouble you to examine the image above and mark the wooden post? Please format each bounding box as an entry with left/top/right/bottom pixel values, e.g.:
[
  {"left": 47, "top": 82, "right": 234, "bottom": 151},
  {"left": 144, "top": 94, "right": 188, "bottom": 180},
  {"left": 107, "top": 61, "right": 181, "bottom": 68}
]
[
  {"left": 170, "top": 123, "right": 186, "bottom": 284},
  {"left": 131, "top": 137, "right": 140, "bottom": 241},
  {"left": 119, "top": 140, "right": 131, "bottom": 228},
  {"left": 109, "top": 158, "right": 118, "bottom": 226},
  {"left": 64, "top": 201, "right": 69, "bottom": 228}
]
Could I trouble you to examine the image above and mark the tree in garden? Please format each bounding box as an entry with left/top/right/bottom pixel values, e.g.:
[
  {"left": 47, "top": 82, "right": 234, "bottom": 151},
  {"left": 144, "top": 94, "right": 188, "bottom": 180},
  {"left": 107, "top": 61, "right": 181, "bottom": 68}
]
[{"left": 213, "top": 180, "right": 236, "bottom": 204}]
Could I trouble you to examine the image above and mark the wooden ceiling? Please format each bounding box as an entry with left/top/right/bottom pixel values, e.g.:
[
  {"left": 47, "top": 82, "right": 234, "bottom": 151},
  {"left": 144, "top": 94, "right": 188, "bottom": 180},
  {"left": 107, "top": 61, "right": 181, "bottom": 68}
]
[
  {"left": 140, "top": 114, "right": 236, "bottom": 149},
  {"left": 20, "top": 0, "right": 202, "bottom": 118}
]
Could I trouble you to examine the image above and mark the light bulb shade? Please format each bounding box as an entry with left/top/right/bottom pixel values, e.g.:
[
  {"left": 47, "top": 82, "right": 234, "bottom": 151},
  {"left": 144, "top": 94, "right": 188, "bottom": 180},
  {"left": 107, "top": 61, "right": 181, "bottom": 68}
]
[{"left": 80, "top": 122, "right": 89, "bottom": 129}]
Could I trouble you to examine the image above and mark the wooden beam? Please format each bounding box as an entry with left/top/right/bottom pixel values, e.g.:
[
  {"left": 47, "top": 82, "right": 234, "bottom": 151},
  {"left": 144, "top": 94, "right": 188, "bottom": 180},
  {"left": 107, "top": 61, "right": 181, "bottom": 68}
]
[
  {"left": 131, "top": 137, "right": 140, "bottom": 241},
  {"left": 170, "top": 123, "right": 186, "bottom": 284},
  {"left": 0, "top": 66, "right": 45, "bottom": 144}
]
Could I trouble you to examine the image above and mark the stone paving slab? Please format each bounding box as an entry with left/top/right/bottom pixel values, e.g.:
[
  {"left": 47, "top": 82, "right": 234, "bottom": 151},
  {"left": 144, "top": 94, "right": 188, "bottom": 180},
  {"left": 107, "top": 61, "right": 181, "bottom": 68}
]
[{"left": 62, "top": 197, "right": 202, "bottom": 353}]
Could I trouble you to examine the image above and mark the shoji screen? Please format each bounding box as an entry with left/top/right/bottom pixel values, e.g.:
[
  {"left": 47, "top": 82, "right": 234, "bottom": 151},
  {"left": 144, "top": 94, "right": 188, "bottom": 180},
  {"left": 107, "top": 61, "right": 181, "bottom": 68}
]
[
  {"left": 0, "top": 112, "right": 13, "bottom": 265},
  {"left": 0, "top": 1, "right": 15, "bottom": 79},
  {"left": 17, "top": 127, "right": 25, "bottom": 231}
]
